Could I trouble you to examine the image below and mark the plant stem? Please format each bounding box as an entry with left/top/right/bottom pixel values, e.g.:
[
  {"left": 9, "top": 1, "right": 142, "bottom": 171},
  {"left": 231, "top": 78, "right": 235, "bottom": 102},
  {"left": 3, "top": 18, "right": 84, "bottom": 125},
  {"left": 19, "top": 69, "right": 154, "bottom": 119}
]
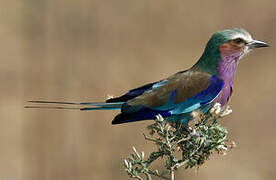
[
  {"left": 133, "top": 175, "right": 143, "bottom": 180},
  {"left": 170, "top": 168, "right": 175, "bottom": 180},
  {"left": 147, "top": 171, "right": 170, "bottom": 180}
]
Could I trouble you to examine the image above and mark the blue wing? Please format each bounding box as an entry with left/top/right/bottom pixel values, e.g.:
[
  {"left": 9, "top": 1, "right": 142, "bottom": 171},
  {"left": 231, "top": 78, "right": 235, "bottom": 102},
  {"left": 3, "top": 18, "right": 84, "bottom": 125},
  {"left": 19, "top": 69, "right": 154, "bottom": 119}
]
[{"left": 112, "top": 74, "right": 224, "bottom": 124}]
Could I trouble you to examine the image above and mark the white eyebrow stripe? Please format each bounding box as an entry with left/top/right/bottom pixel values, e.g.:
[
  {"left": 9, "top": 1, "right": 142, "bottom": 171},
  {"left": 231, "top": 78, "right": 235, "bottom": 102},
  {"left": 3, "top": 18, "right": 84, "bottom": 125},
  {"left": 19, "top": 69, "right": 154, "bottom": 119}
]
[{"left": 231, "top": 33, "right": 253, "bottom": 43}]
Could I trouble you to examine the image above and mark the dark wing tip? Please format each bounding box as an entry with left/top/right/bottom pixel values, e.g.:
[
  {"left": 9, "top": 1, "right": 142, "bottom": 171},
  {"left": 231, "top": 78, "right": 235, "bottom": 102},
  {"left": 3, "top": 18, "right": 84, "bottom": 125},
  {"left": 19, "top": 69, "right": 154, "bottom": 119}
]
[
  {"left": 112, "top": 112, "right": 150, "bottom": 125},
  {"left": 112, "top": 113, "right": 126, "bottom": 125}
]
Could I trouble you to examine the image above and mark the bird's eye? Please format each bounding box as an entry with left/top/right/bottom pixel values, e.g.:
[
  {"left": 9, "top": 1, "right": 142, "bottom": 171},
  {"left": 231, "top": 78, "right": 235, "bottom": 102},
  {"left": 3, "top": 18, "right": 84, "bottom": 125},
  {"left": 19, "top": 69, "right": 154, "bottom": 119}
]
[{"left": 233, "top": 38, "right": 244, "bottom": 44}]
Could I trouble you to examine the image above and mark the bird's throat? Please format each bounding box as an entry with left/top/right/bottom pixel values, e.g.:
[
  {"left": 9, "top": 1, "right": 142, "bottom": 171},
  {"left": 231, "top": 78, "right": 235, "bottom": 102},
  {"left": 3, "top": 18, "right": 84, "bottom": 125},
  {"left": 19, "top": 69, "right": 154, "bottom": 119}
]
[
  {"left": 193, "top": 45, "right": 241, "bottom": 85},
  {"left": 217, "top": 52, "right": 241, "bottom": 85},
  {"left": 217, "top": 41, "right": 244, "bottom": 85}
]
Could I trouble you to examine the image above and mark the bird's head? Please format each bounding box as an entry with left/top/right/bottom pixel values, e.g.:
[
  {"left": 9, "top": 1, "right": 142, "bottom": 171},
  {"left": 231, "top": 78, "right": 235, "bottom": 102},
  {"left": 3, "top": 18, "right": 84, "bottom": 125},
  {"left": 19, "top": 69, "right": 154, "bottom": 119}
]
[
  {"left": 208, "top": 28, "right": 268, "bottom": 59},
  {"left": 194, "top": 28, "right": 268, "bottom": 74}
]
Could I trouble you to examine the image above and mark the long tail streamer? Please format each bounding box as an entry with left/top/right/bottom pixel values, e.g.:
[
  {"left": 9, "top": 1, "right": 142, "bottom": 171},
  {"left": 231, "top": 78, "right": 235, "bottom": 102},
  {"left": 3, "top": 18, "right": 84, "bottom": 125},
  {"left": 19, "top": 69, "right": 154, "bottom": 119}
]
[{"left": 25, "top": 100, "right": 123, "bottom": 111}]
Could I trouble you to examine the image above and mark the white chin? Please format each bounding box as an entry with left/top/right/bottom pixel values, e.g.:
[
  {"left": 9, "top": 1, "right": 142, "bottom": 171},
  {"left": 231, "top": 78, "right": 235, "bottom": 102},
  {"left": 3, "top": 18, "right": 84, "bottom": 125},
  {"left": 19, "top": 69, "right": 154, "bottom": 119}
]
[{"left": 240, "top": 47, "right": 252, "bottom": 59}]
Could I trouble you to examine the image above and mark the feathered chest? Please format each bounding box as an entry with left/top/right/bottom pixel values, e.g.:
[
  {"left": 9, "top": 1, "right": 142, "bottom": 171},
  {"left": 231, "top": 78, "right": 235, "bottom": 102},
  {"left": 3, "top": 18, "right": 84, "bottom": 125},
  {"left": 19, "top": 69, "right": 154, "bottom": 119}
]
[
  {"left": 216, "top": 82, "right": 233, "bottom": 106},
  {"left": 216, "top": 58, "right": 238, "bottom": 106}
]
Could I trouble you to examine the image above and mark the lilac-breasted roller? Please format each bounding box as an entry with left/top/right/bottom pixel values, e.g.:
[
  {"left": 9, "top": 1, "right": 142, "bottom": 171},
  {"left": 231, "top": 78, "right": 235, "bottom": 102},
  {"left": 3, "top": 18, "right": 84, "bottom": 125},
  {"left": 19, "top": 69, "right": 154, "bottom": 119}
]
[{"left": 26, "top": 28, "right": 268, "bottom": 125}]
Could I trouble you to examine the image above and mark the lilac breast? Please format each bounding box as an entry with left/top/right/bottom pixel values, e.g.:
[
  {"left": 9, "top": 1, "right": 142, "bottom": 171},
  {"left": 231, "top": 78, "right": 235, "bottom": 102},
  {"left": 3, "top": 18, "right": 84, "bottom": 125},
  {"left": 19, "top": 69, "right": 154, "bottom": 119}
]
[{"left": 216, "top": 53, "right": 240, "bottom": 106}]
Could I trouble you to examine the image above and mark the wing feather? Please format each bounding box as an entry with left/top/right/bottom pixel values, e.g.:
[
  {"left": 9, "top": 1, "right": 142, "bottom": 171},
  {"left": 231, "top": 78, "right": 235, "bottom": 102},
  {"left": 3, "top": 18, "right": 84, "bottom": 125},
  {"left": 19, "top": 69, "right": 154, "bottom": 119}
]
[{"left": 124, "top": 70, "right": 224, "bottom": 114}]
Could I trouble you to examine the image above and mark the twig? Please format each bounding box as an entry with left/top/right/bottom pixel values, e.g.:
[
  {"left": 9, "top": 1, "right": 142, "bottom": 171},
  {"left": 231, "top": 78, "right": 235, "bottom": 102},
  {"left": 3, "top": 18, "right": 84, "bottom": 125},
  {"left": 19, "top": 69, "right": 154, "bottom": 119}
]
[{"left": 170, "top": 167, "right": 175, "bottom": 180}]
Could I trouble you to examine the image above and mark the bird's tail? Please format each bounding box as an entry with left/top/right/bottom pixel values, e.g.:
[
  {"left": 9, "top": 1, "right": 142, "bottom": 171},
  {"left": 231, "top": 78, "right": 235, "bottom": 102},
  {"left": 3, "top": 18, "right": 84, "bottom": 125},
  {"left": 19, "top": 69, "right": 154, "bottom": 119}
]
[{"left": 25, "top": 100, "right": 123, "bottom": 111}]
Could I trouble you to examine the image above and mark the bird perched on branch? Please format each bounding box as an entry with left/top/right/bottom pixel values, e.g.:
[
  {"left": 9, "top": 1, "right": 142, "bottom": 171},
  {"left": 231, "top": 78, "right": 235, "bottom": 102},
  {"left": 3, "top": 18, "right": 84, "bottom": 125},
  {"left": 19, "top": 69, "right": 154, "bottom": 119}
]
[{"left": 26, "top": 28, "right": 268, "bottom": 125}]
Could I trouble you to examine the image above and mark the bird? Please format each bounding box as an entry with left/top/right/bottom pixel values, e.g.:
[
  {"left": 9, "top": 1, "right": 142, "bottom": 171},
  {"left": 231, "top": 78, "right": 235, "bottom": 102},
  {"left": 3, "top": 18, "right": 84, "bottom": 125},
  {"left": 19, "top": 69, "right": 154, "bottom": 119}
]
[{"left": 26, "top": 28, "right": 268, "bottom": 125}]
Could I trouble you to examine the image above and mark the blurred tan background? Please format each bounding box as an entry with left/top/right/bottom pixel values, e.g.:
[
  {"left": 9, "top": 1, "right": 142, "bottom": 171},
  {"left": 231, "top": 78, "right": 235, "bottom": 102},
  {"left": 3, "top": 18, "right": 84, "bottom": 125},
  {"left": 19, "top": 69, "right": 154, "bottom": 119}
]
[{"left": 0, "top": 0, "right": 276, "bottom": 179}]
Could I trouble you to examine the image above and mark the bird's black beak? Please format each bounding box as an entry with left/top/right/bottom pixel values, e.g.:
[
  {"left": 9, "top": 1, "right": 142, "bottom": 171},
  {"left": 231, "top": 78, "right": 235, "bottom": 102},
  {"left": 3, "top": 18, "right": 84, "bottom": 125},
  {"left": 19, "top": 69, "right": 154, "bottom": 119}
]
[{"left": 247, "top": 40, "right": 269, "bottom": 49}]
